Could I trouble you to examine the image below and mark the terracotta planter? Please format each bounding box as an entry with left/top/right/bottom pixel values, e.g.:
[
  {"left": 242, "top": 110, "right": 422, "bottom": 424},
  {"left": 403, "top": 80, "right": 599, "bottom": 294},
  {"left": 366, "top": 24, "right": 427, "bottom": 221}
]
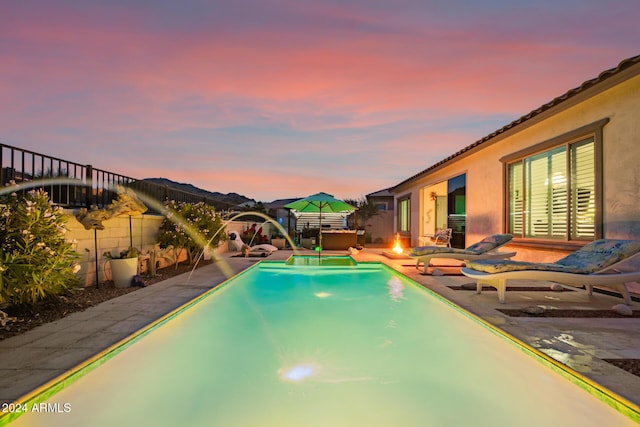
[{"left": 109, "top": 258, "right": 138, "bottom": 288}]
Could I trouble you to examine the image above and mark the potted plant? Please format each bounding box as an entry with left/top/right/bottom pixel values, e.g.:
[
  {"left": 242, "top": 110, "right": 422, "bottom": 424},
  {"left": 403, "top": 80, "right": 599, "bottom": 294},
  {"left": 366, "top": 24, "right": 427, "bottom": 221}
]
[
  {"left": 104, "top": 247, "right": 139, "bottom": 288},
  {"left": 241, "top": 223, "right": 269, "bottom": 245},
  {"left": 270, "top": 231, "right": 286, "bottom": 249}
]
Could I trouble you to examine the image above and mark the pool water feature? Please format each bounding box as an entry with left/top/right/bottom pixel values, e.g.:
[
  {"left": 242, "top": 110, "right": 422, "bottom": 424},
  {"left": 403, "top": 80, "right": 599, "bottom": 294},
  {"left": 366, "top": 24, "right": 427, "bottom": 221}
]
[{"left": 4, "top": 258, "right": 638, "bottom": 426}]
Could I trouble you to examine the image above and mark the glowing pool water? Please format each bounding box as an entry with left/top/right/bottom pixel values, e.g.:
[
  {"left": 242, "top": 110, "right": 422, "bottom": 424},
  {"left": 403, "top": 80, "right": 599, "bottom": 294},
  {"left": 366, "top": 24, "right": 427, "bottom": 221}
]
[{"left": 4, "top": 259, "right": 638, "bottom": 426}]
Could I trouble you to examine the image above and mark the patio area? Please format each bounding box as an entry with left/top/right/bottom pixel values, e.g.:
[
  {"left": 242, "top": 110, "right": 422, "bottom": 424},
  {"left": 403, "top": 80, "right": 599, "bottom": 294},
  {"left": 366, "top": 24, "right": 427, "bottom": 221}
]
[
  {"left": 353, "top": 246, "right": 640, "bottom": 407},
  {"left": 0, "top": 246, "right": 638, "bottom": 417}
]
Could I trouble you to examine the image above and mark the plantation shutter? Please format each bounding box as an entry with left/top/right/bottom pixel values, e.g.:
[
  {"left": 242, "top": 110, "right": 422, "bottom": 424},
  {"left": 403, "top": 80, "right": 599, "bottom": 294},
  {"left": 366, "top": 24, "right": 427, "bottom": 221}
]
[
  {"left": 506, "top": 131, "right": 598, "bottom": 242},
  {"left": 525, "top": 146, "right": 567, "bottom": 239},
  {"left": 571, "top": 138, "right": 595, "bottom": 239},
  {"left": 508, "top": 163, "right": 523, "bottom": 236},
  {"left": 549, "top": 149, "right": 568, "bottom": 238}
]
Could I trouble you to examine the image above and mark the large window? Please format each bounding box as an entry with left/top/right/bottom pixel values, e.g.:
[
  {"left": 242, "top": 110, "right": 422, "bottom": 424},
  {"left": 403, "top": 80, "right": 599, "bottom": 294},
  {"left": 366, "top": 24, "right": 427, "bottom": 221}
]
[
  {"left": 507, "top": 135, "right": 597, "bottom": 241},
  {"left": 397, "top": 197, "right": 410, "bottom": 232}
]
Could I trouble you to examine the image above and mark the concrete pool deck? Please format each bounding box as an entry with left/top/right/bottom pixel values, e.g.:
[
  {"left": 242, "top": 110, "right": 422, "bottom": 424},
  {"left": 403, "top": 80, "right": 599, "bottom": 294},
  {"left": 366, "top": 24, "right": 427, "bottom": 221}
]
[{"left": 1, "top": 247, "right": 639, "bottom": 416}]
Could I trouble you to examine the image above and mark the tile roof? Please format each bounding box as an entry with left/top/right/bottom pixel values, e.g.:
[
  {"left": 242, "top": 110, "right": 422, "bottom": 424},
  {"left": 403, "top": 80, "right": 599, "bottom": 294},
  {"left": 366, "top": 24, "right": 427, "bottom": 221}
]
[
  {"left": 392, "top": 54, "right": 640, "bottom": 191},
  {"left": 366, "top": 187, "right": 394, "bottom": 198},
  {"left": 264, "top": 198, "right": 301, "bottom": 209}
]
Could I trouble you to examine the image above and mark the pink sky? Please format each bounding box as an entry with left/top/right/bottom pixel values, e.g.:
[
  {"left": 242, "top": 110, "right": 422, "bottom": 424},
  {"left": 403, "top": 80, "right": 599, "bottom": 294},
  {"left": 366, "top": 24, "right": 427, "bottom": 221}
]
[{"left": 2, "top": 0, "right": 639, "bottom": 202}]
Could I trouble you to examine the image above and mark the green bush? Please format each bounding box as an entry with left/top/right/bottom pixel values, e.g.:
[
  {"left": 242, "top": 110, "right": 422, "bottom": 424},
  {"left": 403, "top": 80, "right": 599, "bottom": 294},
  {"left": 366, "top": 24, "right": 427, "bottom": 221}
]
[
  {"left": 157, "top": 201, "right": 227, "bottom": 267},
  {"left": 0, "top": 189, "right": 80, "bottom": 306}
]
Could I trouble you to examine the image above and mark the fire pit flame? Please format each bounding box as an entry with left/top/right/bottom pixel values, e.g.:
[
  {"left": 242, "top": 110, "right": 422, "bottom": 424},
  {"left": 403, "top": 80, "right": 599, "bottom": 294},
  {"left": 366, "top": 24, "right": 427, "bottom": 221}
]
[{"left": 392, "top": 233, "right": 403, "bottom": 254}]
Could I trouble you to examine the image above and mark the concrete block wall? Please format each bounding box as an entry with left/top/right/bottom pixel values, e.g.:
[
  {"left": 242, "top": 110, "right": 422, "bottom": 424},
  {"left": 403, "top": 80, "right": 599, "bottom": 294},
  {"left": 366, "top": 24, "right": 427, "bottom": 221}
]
[{"left": 64, "top": 211, "right": 166, "bottom": 287}]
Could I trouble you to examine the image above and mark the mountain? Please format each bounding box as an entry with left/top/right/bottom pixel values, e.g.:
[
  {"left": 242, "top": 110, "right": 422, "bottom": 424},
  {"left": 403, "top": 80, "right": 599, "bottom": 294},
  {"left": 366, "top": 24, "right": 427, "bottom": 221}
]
[
  {"left": 264, "top": 198, "right": 301, "bottom": 209},
  {"left": 142, "top": 177, "right": 255, "bottom": 207}
]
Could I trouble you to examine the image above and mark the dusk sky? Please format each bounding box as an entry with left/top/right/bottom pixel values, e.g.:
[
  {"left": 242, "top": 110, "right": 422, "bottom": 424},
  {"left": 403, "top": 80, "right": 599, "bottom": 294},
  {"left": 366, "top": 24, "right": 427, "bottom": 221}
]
[{"left": 2, "top": 1, "right": 639, "bottom": 202}]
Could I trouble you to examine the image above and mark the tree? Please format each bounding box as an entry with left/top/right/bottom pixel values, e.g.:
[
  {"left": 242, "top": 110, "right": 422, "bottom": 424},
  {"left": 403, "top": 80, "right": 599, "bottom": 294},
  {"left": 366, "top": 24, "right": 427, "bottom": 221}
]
[
  {"left": 157, "top": 201, "right": 227, "bottom": 268},
  {"left": 344, "top": 197, "right": 379, "bottom": 230},
  {"left": 0, "top": 189, "right": 80, "bottom": 306},
  {"left": 247, "top": 201, "right": 266, "bottom": 213}
]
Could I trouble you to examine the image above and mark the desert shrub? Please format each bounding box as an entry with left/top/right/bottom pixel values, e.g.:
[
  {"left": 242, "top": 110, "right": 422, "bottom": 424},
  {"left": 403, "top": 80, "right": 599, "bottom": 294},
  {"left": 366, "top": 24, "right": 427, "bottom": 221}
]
[
  {"left": 0, "top": 189, "right": 80, "bottom": 306},
  {"left": 156, "top": 201, "right": 227, "bottom": 267}
]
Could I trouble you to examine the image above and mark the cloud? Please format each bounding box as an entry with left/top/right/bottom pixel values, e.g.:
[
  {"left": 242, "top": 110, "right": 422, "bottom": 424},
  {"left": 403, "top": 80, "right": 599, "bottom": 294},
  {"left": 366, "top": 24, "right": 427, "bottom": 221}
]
[{"left": 2, "top": 0, "right": 639, "bottom": 201}]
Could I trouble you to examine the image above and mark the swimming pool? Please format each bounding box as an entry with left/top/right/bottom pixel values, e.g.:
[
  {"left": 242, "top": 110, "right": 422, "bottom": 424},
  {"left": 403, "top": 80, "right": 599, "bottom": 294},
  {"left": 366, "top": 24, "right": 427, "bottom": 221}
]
[{"left": 3, "top": 258, "right": 638, "bottom": 426}]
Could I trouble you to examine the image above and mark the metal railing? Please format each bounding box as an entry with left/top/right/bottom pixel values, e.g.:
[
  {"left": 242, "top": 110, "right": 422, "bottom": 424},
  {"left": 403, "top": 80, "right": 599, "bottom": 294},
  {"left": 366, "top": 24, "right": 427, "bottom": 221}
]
[{"left": 0, "top": 143, "right": 236, "bottom": 212}]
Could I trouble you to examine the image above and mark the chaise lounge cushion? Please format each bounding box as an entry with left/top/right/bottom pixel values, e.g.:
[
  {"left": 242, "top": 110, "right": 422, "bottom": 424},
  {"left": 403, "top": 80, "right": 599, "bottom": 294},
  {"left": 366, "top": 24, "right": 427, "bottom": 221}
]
[
  {"left": 467, "top": 239, "right": 640, "bottom": 274},
  {"left": 555, "top": 239, "right": 640, "bottom": 272},
  {"left": 409, "top": 246, "right": 469, "bottom": 256},
  {"left": 466, "top": 259, "right": 583, "bottom": 274},
  {"left": 464, "top": 234, "right": 513, "bottom": 254},
  {"left": 410, "top": 234, "right": 513, "bottom": 257},
  {"left": 251, "top": 244, "right": 279, "bottom": 252}
]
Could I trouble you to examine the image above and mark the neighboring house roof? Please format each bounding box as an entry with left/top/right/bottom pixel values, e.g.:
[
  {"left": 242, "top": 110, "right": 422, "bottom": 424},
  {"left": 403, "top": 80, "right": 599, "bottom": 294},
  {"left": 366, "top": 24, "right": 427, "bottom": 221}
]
[
  {"left": 392, "top": 54, "right": 640, "bottom": 191},
  {"left": 366, "top": 188, "right": 394, "bottom": 198},
  {"left": 264, "top": 198, "right": 302, "bottom": 210}
]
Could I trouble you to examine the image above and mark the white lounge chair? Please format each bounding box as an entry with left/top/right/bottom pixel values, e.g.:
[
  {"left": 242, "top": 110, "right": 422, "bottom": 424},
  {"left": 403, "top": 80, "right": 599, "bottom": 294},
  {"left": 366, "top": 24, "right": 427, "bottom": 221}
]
[
  {"left": 409, "top": 234, "right": 515, "bottom": 275},
  {"left": 228, "top": 231, "right": 278, "bottom": 257},
  {"left": 461, "top": 239, "right": 640, "bottom": 304}
]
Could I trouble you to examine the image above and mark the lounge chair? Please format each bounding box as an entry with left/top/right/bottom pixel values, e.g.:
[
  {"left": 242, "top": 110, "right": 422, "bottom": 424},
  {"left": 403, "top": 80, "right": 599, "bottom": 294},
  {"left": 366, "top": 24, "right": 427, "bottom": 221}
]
[
  {"left": 409, "top": 234, "right": 516, "bottom": 274},
  {"left": 243, "top": 244, "right": 279, "bottom": 257},
  {"left": 461, "top": 239, "right": 640, "bottom": 304},
  {"left": 228, "top": 231, "right": 279, "bottom": 257}
]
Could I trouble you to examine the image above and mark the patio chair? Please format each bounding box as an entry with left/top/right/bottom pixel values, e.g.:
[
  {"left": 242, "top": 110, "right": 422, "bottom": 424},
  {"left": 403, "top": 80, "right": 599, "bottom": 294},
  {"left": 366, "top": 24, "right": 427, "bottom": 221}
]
[
  {"left": 461, "top": 239, "right": 640, "bottom": 304},
  {"left": 421, "top": 228, "right": 453, "bottom": 247},
  {"left": 409, "top": 234, "right": 515, "bottom": 275}
]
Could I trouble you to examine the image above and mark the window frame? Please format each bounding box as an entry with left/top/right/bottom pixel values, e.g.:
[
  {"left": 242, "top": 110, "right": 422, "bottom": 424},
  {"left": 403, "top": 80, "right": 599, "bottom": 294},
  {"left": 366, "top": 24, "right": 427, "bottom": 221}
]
[
  {"left": 397, "top": 195, "right": 411, "bottom": 233},
  {"left": 501, "top": 119, "right": 606, "bottom": 244}
]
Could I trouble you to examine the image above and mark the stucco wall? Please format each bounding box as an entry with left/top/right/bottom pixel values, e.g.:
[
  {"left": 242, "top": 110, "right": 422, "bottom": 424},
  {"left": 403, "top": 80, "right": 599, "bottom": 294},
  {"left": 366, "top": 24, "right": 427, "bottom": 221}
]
[
  {"left": 599, "top": 78, "right": 640, "bottom": 238},
  {"left": 365, "top": 210, "right": 394, "bottom": 245}
]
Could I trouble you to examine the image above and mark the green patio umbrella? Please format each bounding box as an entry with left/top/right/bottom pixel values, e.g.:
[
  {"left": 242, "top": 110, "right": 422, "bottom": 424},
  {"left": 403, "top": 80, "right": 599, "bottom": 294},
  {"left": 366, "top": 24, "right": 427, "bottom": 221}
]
[{"left": 284, "top": 192, "right": 356, "bottom": 258}]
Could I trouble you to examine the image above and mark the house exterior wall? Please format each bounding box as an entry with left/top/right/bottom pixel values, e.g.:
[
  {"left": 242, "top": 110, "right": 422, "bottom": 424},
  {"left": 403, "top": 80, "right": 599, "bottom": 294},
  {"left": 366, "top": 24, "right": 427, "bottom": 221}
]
[
  {"left": 420, "top": 181, "right": 448, "bottom": 240},
  {"left": 393, "top": 67, "right": 640, "bottom": 263},
  {"left": 365, "top": 210, "right": 394, "bottom": 245},
  {"left": 364, "top": 194, "right": 395, "bottom": 245}
]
